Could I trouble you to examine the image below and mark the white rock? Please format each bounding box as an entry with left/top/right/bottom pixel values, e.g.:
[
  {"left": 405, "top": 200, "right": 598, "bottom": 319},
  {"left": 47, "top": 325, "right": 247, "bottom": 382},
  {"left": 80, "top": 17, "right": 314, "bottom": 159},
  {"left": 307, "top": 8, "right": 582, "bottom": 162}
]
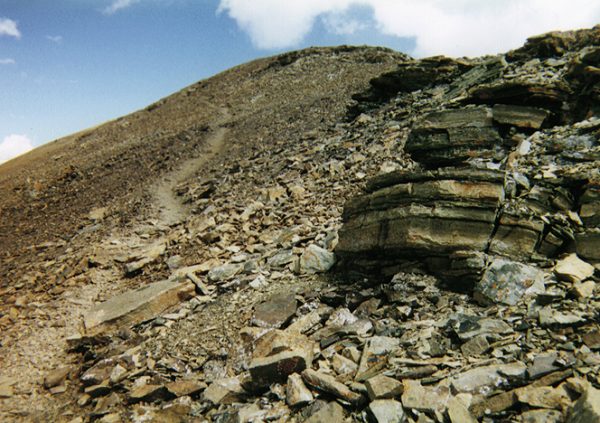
[{"left": 298, "top": 244, "right": 335, "bottom": 274}]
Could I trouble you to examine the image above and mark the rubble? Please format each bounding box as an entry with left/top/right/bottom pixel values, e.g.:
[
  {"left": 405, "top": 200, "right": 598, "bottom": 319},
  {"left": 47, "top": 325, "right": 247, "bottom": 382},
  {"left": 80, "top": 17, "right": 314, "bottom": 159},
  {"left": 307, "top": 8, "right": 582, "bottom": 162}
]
[{"left": 2, "top": 28, "right": 600, "bottom": 423}]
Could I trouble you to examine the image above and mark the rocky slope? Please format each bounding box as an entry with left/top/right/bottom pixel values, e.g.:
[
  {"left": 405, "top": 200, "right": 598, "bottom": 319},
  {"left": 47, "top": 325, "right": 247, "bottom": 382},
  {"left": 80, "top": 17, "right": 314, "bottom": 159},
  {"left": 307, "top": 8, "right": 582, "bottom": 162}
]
[{"left": 1, "top": 28, "right": 600, "bottom": 423}]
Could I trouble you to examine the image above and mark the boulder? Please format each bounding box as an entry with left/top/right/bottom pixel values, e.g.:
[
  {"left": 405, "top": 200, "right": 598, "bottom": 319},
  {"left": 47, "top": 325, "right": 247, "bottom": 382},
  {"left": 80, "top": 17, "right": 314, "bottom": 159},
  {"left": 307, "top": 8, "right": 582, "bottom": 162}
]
[
  {"left": 474, "top": 258, "right": 545, "bottom": 305},
  {"left": 298, "top": 244, "right": 336, "bottom": 274},
  {"left": 249, "top": 330, "right": 315, "bottom": 386}
]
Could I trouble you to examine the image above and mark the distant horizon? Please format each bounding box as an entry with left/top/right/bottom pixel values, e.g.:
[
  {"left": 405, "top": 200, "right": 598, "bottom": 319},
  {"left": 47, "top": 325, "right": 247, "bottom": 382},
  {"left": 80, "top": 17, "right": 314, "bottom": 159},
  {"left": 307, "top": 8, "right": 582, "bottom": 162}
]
[{"left": 1, "top": 0, "right": 599, "bottom": 163}]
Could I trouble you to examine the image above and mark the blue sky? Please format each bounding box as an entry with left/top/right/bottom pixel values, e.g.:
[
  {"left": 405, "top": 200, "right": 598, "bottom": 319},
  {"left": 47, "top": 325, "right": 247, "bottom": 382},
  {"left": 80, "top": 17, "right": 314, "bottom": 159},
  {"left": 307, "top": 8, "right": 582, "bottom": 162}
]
[{"left": 1, "top": 0, "right": 599, "bottom": 162}]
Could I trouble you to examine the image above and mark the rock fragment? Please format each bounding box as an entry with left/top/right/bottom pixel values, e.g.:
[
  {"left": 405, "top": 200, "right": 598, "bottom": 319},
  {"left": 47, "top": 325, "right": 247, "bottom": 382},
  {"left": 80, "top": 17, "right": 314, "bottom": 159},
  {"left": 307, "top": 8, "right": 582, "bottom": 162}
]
[
  {"left": 368, "top": 399, "right": 406, "bottom": 423},
  {"left": 249, "top": 330, "right": 314, "bottom": 386},
  {"left": 83, "top": 279, "right": 195, "bottom": 335},
  {"left": 302, "top": 368, "right": 364, "bottom": 406},
  {"left": 567, "top": 386, "right": 600, "bottom": 423},
  {"left": 43, "top": 366, "right": 71, "bottom": 389},
  {"left": 251, "top": 292, "right": 297, "bottom": 328},
  {"left": 298, "top": 244, "right": 336, "bottom": 274},
  {"left": 364, "top": 374, "right": 403, "bottom": 400},
  {"left": 305, "top": 401, "right": 345, "bottom": 423},
  {"left": 286, "top": 373, "right": 313, "bottom": 407},
  {"left": 475, "top": 258, "right": 545, "bottom": 305},
  {"left": 401, "top": 380, "right": 450, "bottom": 414},
  {"left": 203, "top": 377, "right": 246, "bottom": 405},
  {"left": 554, "top": 253, "right": 595, "bottom": 282}
]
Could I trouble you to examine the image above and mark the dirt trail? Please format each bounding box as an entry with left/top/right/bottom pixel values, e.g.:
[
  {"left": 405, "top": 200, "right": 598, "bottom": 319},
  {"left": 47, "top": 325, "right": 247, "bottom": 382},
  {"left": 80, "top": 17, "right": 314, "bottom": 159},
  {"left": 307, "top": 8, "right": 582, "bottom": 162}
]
[
  {"left": 154, "top": 115, "right": 229, "bottom": 226},
  {"left": 0, "top": 107, "right": 230, "bottom": 422}
]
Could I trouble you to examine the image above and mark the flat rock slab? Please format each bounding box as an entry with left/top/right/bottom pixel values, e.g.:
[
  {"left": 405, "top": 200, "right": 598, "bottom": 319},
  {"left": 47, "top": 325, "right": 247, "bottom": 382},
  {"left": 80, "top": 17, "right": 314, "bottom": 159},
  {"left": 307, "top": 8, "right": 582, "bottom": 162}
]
[
  {"left": 84, "top": 279, "right": 195, "bottom": 335},
  {"left": 252, "top": 293, "right": 297, "bottom": 328}
]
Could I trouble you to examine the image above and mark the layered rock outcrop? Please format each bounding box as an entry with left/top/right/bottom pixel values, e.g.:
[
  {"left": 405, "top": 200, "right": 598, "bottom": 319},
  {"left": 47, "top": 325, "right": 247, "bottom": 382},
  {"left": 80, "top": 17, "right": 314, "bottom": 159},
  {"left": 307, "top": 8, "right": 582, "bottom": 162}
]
[{"left": 338, "top": 29, "right": 600, "bottom": 293}]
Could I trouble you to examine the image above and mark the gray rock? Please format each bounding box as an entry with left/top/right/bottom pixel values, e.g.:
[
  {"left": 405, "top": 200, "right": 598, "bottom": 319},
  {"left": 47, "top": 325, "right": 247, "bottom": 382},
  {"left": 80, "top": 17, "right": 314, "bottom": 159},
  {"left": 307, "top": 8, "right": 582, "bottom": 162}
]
[
  {"left": 81, "top": 359, "right": 115, "bottom": 386},
  {"left": 475, "top": 258, "right": 545, "bottom": 305},
  {"left": 567, "top": 386, "right": 600, "bottom": 423},
  {"left": 298, "top": 244, "right": 336, "bottom": 274},
  {"left": 365, "top": 374, "right": 403, "bottom": 400},
  {"left": 538, "top": 307, "right": 585, "bottom": 327},
  {"left": 460, "top": 335, "right": 490, "bottom": 357},
  {"left": 357, "top": 336, "right": 400, "bottom": 377},
  {"left": 267, "top": 249, "right": 297, "bottom": 268},
  {"left": 448, "top": 314, "right": 513, "bottom": 341},
  {"left": 450, "top": 362, "right": 527, "bottom": 395},
  {"left": 527, "top": 352, "right": 561, "bottom": 379},
  {"left": 576, "top": 230, "right": 600, "bottom": 263},
  {"left": 251, "top": 292, "right": 297, "bottom": 328},
  {"left": 331, "top": 353, "right": 358, "bottom": 379},
  {"left": 522, "top": 409, "right": 563, "bottom": 423},
  {"left": 368, "top": 399, "right": 406, "bottom": 423},
  {"left": 207, "top": 263, "right": 242, "bottom": 282},
  {"left": 305, "top": 401, "right": 345, "bottom": 423}
]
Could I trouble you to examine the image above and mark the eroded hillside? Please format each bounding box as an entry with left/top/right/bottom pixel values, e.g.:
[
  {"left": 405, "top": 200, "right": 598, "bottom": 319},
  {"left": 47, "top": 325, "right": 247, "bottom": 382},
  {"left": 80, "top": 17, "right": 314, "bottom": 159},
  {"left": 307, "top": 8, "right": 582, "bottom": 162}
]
[{"left": 1, "top": 28, "right": 600, "bottom": 423}]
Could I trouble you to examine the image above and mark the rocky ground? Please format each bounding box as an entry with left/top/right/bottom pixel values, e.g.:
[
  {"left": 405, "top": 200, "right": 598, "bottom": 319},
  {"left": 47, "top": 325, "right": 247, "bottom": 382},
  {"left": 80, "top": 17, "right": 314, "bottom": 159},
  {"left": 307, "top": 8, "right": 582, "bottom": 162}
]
[{"left": 1, "top": 28, "right": 600, "bottom": 422}]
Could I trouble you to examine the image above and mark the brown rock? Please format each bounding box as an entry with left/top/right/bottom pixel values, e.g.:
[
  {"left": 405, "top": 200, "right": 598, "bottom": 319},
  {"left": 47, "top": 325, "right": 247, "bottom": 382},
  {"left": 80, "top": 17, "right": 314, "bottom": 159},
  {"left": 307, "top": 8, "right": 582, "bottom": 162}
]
[
  {"left": 83, "top": 280, "right": 195, "bottom": 335},
  {"left": 302, "top": 368, "right": 364, "bottom": 406},
  {"left": 44, "top": 366, "right": 71, "bottom": 389},
  {"left": 165, "top": 380, "right": 207, "bottom": 397},
  {"left": 568, "top": 386, "right": 600, "bottom": 423},
  {"left": 0, "top": 385, "right": 14, "bottom": 398},
  {"left": 249, "top": 330, "right": 315, "bottom": 386},
  {"left": 554, "top": 253, "right": 595, "bottom": 283},
  {"left": 251, "top": 292, "right": 297, "bottom": 328},
  {"left": 128, "top": 384, "right": 170, "bottom": 403},
  {"left": 203, "top": 377, "right": 246, "bottom": 405},
  {"left": 401, "top": 380, "right": 450, "bottom": 414}
]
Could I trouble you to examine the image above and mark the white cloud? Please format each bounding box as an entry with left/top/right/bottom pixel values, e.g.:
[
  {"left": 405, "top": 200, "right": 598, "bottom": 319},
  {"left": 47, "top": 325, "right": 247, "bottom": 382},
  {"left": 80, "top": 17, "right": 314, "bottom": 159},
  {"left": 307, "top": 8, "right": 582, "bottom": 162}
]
[
  {"left": 0, "top": 134, "right": 33, "bottom": 164},
  {"left": 103, "top": 0, "right": 140, "bottom": 15},
  {"left": 0, "top": 17, "right": 21, "bottom": 39},
  {"left": 218, "top": 0, "right": 600, "bottom": 57},
  {"left": 0, "top": 58, "right": 16, "bottom": 65},
  {"left": 46, "top": 35, "right": 63, "bottom": 43},
  {"left": 322, "top": 12, "right": 367, "bottom": 35}
]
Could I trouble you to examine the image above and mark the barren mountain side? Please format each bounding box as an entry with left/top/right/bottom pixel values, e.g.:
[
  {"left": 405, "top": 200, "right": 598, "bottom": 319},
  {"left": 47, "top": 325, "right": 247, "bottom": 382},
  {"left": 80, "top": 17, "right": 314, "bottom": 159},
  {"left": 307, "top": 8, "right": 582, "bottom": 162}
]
[
  {"left": 2, "top": 28, "right": 600, "bottom": 423},
  {"left": 0, "top": 46, "right": 406, "bottom": 421},
  {"left": 0, "top": 46, "right": 404, "bottom": 298}
]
